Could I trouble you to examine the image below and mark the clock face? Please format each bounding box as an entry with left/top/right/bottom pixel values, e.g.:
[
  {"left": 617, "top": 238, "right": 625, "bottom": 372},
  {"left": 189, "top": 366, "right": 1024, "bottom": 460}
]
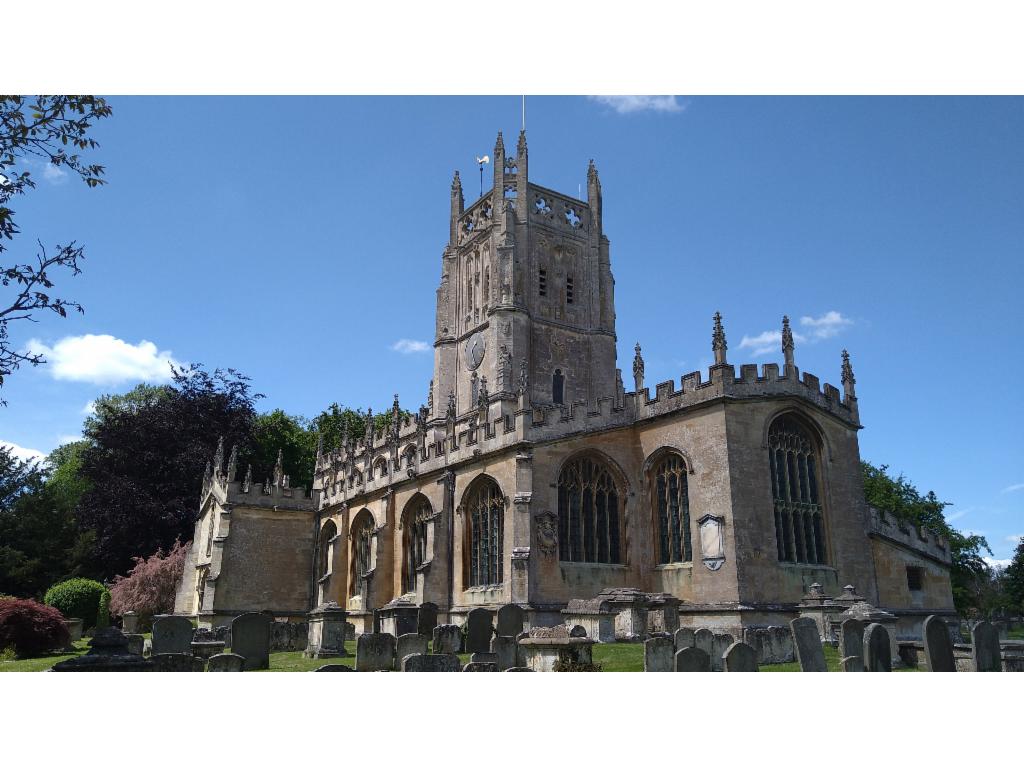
[{"left": 464, "top": 332, "right": 486, "bottom": 370}]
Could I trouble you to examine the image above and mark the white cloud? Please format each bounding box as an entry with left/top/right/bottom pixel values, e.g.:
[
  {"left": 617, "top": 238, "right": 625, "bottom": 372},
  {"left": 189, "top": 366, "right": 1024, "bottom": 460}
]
[
  {"left": 800, "top": 310, "right": 853, "bottom": 340},
  {"left": 390, "top": 339, "right": 430, "bottom": 354},
  {"left": 42, "top": 162, "right": 68, "bottom": 184},
  {"left": 24, "top": 334, "right": 182, "bottom": 385},
  {"left": 739, "top": 310, "right": 854, "bottom": 357},
  {"left": 81, "top": 400, "right": 97, "bottom": 416},
  {"left": 1006, "top": 534, "right": 1023, "bottom": 545},
  {"left": 588, "top": 96, "right": 685, "bottom": 114},
  {"left": 1002, "top": 483, "right": 1024, "bottom": 494},
  {"left": 739, "top": 330, "right": 784, "bottom": 357},
  {"left": 984, "top": 557, "right": 1012, "bottom": 570},
  {"left": 0, "top": 439, "right": 46, "bottom": 464}
]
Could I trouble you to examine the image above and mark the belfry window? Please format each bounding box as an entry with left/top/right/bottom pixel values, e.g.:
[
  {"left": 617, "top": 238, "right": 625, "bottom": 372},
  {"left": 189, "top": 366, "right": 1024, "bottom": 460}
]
[
  {"left": 651, "top": 454, "right": 692, "bottom": 564},
  {"left": 465, "top": 478, "right": 504, "bottom": 587},
  {"left": 768, "top": 415, "right": 827, "bottom": 565},
  {"left": 552, "top": 369, "right": 564, "bottom": 404},
  {"left": 539, "top": 268, "right": 547, "bottom": 297},
  {"left": 566, "top": 276, "right": 574, "bottom": 305},
  {"left": 557, "top": 455, "right": 622, "bottom": 564},
  {"left": 401, "top": 496, "right": 431, "bottom": 594}
]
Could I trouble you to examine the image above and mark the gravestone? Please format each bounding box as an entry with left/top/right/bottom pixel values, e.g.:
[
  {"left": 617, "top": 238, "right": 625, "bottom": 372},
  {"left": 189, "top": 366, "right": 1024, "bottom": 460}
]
[
  {"left": 971, "top": 621, "right": 1001, "bottom": 672},
  {"left": 397, "top": 633, "right": 428, "bottom": 668},
  {"left": 356, "top": 632, "right": 397, "bottom": 672},
  {"left": 923, "top": 614, "right": 956, "bottom": 672},
  {"left": 125, "top": 633, "right": 145, "bottom": 656},
  {"left": 471, "top": 652, "right": 498, "bottom": 665},
  {"left": 433, "top": 624, "right": 461, "bottom": 654},
  {"left": 644, "top": 636, "right": 675, "bottom": 672},
  {"left": 152, "top": 616, "right": 194, "bottom": 655},
  {"left": 465, "top": 608, "right": 494, "bottom": 654},
  {"left": 404, "top": 653, "right": 461, "bottom": 672},
  {"left": 122, "top": 611, "right": 139, "bottom": 634},
  {"left": 491, "top": 635, "right": 517, "bottom": 671},
  {"left": 417, "top": 602, "right": 439, "bottom": 637},
  {"left": 839, "top": 618, "right": 864, "bottom": 666},
  {"left": 152, "top": 653, "right": 206, "bottom": 672},
  {"left": 694, "top": 628, "right": 714, "bottom": 659},
  {"left": 674, "top": 627, "right": 696, "bottom": 652},
  {"left": 863, "top": 623, "right": 892, "bottom": 672},
  {"left": 790, "top": 617, "right": 826, "bottom": 672},
  {"left": 207, "top": 653, "right": 245, "bottom": 672},
  {"left": 232, "top": 612, "right": 272, "bottom": 670},
  {"left": 674, "top": 646, "right": 710, "bottom": 672},
  {"left": 723, "top": 641, "right": 759, "bottom": 672},
  {"left": 711, "top": 633, "right": 734, "bottom": 672},
  {"left": 463, "top": 661, "right": 498, "bottom": 671},
  {"left": 305, "top": 602, "right": 349, "bottom": 658},
  {"left": 496, "top": 604, "right": 526, "bottom": 637},
  {"left": 315, "top": 663, "right": 354, "bottom": 671},
  {"left": 51, "top": 627, "right": 154, "bottom": 672},
  {"left": 840, "top": 656, "right": 862, "bottom": 672},
  {"left": 568, "top": 625, "right": 588, "bottom": 638},
  {"left": 505, "top": 667, "right": 534, "bottom": 671}
]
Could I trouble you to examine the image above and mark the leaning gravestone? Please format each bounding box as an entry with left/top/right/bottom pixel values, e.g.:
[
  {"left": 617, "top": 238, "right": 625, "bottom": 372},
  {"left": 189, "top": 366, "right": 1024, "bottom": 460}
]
[
  {"left": 644, "top": 636, "right": 675, "bottom": 672},
  {"left": 356, "top": 632, "right": 397, "bottom": 672},
  {"left": 675, "top": 646, "right": 710, "bottom": 672},
  {"left": 790, "top": 617, "right": 827, "bottom": 672},
  {"left": 232, "top": 612, "right": 272, "bottom": 671},
  {"left": 433, "top": 624, "right": 461, "bottom": 654},
  {"left": 863, "top": 622, "right": 892, "bottom": 672},
  {"left": 971, "top": 621, "right": 1001, "bottom": 672},
  {"left": 152, "top": 616, "right": 194, "bottom": 656},
  {"left": 711, "top": 633, "right": 734, "bottom": 672},
  {"left": 496, "top": 604, "right": 526, "bottom": 637},
  {"left": 723, "top": 641, "right": 759, "bottom": 672},
  {"left": 404, "top": 653, "right": 461, "bottom": 672},
  {"left": 397, "top": 633, "right": 428, "bottom": 668},
  {"left": 463, "top": 661, "right": 498, "bottom": 671},
  {"left": 839, "top": 618, "right": 864, "bottom": 667},
  {"left": 207, "top": 653, "right": 245, "bottom": 672},
  {"left": 674, "top": 627, "right": 696, "bottom": 652},
  {"left": 923, "top": 614, "right": 956, "bottom": 672},
  {"left": 491, "top": 635, "right": 517, "bottom": 671},
  {"left": 693, "top": 628, "right": 714, "bottom": 659},
  {"left": 465, "top": 608, "right": 494, "bottom": 654},
  {"left": 417, "top": 602, "right": 439, "bottom": 637}
]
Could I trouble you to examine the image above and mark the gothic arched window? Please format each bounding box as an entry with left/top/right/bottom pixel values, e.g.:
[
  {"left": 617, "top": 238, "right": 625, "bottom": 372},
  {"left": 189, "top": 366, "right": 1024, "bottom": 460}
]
[
  {"left": 349, "top": 510, "right": 374, "bottom": 595},
  {"left": 553, "top": 368, "right": 564, "bottom": 404},
  {"left": 768, "top": 415, "right": 827, "bottom": 565},
  {"left": 650, "top": 453, "right": 692, "bottom": 564},
  {"left": 317, "top": 520, "right": 337, "bottom": 581},
  {"left": 557, "top": 455, "right": 622, "bottom": 564},
  {"left": 464, "top": 477, "right": 504, "bottom": 587},
  {"left": 401, "top": 495, "right": 432, "bottom": 594}
]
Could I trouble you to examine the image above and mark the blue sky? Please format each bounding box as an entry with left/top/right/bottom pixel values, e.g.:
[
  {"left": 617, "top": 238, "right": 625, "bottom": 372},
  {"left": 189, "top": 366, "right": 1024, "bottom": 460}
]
[{"left": 2, "top": 96, "right": 1022, "bottom": 563}]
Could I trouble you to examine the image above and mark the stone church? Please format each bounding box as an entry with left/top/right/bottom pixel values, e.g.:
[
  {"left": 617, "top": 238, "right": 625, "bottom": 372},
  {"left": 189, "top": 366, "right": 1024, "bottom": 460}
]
[{"left": 175, "top": 131, "right": 955, "bottom": 641}]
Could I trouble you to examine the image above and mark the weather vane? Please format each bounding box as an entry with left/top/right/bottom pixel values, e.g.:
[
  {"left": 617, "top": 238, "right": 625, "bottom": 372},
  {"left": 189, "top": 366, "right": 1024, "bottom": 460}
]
[{"left": 476, "top": 154, "right": 490, "bottom": 198}]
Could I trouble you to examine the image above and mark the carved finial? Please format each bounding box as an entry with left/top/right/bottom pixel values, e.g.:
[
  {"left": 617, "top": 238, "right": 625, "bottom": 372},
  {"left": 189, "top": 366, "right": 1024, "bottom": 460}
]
[
  {"left": 365, "top": 408, "right": 374, "bottom": 441},
  {"left": 632, "top": 342, "right": 645, "bottom": 392},
  {"left": 242, "top": 464, "right": 252, "bottom": 493},
  {"left": 517, "top": 129, "right": 527, "bottom": 154},
  {"left": 203, "top": 460, "right": 212, "bottom": 488},
  {"left": 427, "top": 378, "right": 434, "bottom": 411},
  {"left": 213, "top": 435, "right": 225, "bottom": 477},
  {"left": 451, "top": 169, "right": 462, "bottom": 193},
  {"left": 782, "top": 315, "right": 795, "bottom": 368},
  {"left": 495, "top": 130, "right": 504, "bottom": 154},
  {"left": 841, "top": 349, "right": 856, "bottom": 400},
  {"left": 712, "top": 311, "right": 728, "bottom": 365},
  {"left": 226, "top": 444, "right": 238, "bottom": 483},
  {"left": 588, "top": 159, "right": 598, "bottom": 184},
  {"left": 315, "top": 431, "right": 323, "bottom": 464},
  {"left": 273, "top": 449, "right": 284, "bottom": 487}
]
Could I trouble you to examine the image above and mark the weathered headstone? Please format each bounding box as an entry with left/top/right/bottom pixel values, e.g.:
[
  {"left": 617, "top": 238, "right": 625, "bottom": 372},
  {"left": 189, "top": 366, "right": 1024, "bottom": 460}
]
[
  {"left": 674, "top": 646, "right": 710, "bottom": 672},
  {"left": 417, "top": 602, "right": 439, "bottom": 637},
  {"left": 207, "top": 653, "right": 245, "bottom": 672},
  {"left": 152, "top": 616, "right": 194, "bottom": 656},
  {"left": 723, "top": 641, "right": 759, "bottom": 672},
  {"left": 644, "top": 636, "right": 675, "bottom": 672},
  {"left": 923, "top": 614, "right": 956, "bottom": 672},
  {"left": 863, "top": 622, "right": 892, "bottom": 672},
  {"left": 433, "top": 624, "right": 461, "bottom": 654},
  {"left": 465, "top": 608, "right": 494, "bottom": 654},
  {"left": 231, "top": 612, "right": 272, "bottom": 670},
  {"left": 124, "top": 633, "right": 145, "bottom": 656},
  {"left": 971, "top": 621, "right": 1001, "bottom": 672},
  {"left": 790, "top": 617, "right": 826, "bottom": 672},
  {"left": 840, "top": 656, "right": 862, "bottom": 672},
  {"left": 496, "top": 604, "right": 526, "bottom": 637},
  {"left": 151, "top": 653, "right": 206, "bottom": 672},
  {"left": 568, "top": 625, "right": 588, "bottom": 638},
  {"left": 356, "top": 632, "right": 397, "bottom": 672},
  {"left": 693, "top": 628, "right": 714, "bottom": 659},
  {"left": 839, "top": 618, "right": 864, "bottom": 665},
  {"left": 397, "top": 633, "right": 428, "bottom": 668},
  {"left": 314, "top": 663, "right": 354, "bottom": 671},
  {"left": 463, "top": 661, "right": 498, "bottom": 671},
  {"left": 404, "top": 653, "right": 461, "bottom": 672},
  {"left": 505, "top": 667, "right": 534, "bottom": 671},
  {"left": 470, "top": 652, "right": 498, "bottom": 665},
  {"left": 674, "top": 627, "right": 696, "bottom": 651},
  {"left": 305, "top": 602, "right": 349, "bottom": 658},
  {"left": 491, "top": 635, "right": 517, "bottom": 671},
  {"left": 711, "top": 633, "right": 734, "bottom": 672},
  {"left": 121, "top": 611, "right": 139, "bottom": 634}
]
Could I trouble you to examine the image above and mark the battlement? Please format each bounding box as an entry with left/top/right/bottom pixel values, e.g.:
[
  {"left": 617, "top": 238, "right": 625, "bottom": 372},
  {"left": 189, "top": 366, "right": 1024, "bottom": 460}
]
[
  {"left": 868, "top": 506, "right": 951, "bottom": 566},
  {"left": 200, "top": 439, "right": 316, "bottom": 512},
  {"left": 526, "top": 182, "right": 592, "bottom": 239}
]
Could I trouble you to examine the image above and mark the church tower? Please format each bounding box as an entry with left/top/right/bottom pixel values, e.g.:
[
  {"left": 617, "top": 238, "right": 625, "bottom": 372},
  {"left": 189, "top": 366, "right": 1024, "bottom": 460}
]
[{"left": 431, "top": 132, "right": 618, "bottom": 420}]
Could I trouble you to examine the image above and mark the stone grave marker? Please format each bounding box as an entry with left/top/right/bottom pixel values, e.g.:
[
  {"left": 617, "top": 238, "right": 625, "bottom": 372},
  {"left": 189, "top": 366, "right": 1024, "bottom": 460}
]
[
  {"left": 790, "top": 617, "right": 826, "bottom": 672},
  {"left": 496, "top": 604, "right": 526, "bottom": 637},
  {"left": 723, "top": 641, "right": 759, "bottom": 672},
  {"left": 404, "top": 653, "right": 461, "bottom": 672},
  {"left": 463, "top": 661, "right": 498, "bottom": 671},
  {"left": 417, "top": 602, "right": 439, "bottom": 637},
  {"left": 711, "top": 633, "right": 734, "bottom": 672},
  {"left": 315, "top": 663, "right": 354, "bottom": 671},
  {"left": 840, "top": 656, "right": 862, "bottom": 672},
  {"left": 207, "top": 653, "right": 245, "bottom": 672},
  {"left": 923, "top": 615, "right": 956, "bottom": 672},
  {"left": 674, "top": 646, "right": 710, "bottom": 672},
  {"left": 568, "top": 625, "right": 588, "bottom": 638},
  {"left": 863, "top": 622, "right": 892, "bottom": 672},
  {"left": 465, "top": 608, "right": 494, "bottom": 654},
  {"left": 151, "top": 653, "right": 206, "bottom": 672},
  {"left": 491, "top": 635, "right": 517, "bottom": 671},
  {"left": 505, "top": 667, "right": 534, "bottom": 671},
  {"left": 693, "top": 628, "right": 714, "bottom": 659},
  {"left": 644, "top": 636, "right": 675, "bottom": 672},
  {"left": 971, "top": 621, "right": 1001, "bottom": 672},
  {"left": 152, "top": 616, "right": 194, "bottom": 656},
  {"left": 674, "top": 627, "right": 696, "bottom": 652},
  {"left": 124, "top": 634, "right": 145, "bottom": 656},
  {"left": 433, "top": 624, "right": 461, "bottom": 654},
  {"left": 397, "top": 633, "right": 428, "bottom": 667},
  {"left": 232, "top": 612, "right": 272, "bottom": 670},
  {"left": 356, "top": 632, "right": 397, "bottom": 672},
  {"left": 471, "top": 652, "right": 498, "bottom": 665},
  {"left": 839, "top": 618, "right": 864, "bottom": 666}
]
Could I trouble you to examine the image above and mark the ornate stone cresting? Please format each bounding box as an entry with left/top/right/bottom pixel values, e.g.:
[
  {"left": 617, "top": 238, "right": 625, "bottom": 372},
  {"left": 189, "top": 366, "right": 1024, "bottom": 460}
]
[
  {"left": 632, "top": 342, "right": 644, "bottom": 393},
  {"left": 712, "top": 311, "right": 728, "bottom": 365},
  {"left": 782, "top": 315, "right": 795, "bottom": 370}
]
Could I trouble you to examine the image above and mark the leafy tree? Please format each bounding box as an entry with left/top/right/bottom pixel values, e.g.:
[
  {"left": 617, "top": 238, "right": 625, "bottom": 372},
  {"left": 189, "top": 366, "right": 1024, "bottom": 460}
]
[
  {"left": 861, "top": 461, "right": 992, "bottom": 615},
  {"left": 108, "top": 539, "right": 189, "bottom": 624},
  {"left": 247, "top": 409, "right": 318, "bottom": 491},
  {"left": 0, "top": 96, "right": 112, "bottom": 404},
  {"left": 0, "top": 598, "right": 70, "bottom": 657},
  {"left": 43, "top": 577, "right": 108, "bottom": 629},
  {"left": 1002, "top": 537, "right": 1024, "bottom": 614}
]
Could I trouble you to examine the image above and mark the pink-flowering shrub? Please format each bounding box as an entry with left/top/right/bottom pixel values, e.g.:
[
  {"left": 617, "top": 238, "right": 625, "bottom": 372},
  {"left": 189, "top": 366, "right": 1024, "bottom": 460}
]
[
  {"left": 109, "top": 539, "right": 190, "bottom": 625},
  {"left": 0, "top": 599, "right": 71, "bottom": 657}
]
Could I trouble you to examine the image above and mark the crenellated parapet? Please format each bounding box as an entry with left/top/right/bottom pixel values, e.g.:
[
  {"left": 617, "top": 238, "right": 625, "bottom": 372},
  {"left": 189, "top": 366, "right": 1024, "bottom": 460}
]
[
  {"left": 201, "top": 441, "right": 317, "bottom": 513},
  {"left": 868, "top": 506, "right": 951, "bottom": 567}
]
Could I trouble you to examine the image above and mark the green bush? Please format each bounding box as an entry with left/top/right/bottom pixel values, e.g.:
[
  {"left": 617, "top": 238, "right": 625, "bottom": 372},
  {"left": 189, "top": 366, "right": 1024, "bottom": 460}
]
[
  {"left": 96, "top": 590, "right": 111, "bottom": 628},
  {"left": 43, "top": 578, "right": 109, "bottom": 629}
]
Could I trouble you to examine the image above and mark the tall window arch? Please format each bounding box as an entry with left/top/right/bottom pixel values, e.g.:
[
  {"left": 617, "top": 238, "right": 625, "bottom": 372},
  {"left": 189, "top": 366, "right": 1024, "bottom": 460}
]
[
  {"left": 349, "top": 510, "right": 374, "bottom": 595},
  {"left": 401, "top": 495, "right": 432, "bottom": 594},
  {"left": 557, "top": 454, "right": 622, "bottom": 563},
  {"left": 317, "top": 520, "right": 337, "bottom": 580},
  {"left": 463, "top": 477, "right": 504, "bottom": 587},
  {"left": 650, "top": 453, "right": 692, "bottom": 564},
  {"left": 552, "top": 369, "right": 564, "bottom": 404},
  {"left": 768, "top": 415, "right": 826, "bottom": 565}
]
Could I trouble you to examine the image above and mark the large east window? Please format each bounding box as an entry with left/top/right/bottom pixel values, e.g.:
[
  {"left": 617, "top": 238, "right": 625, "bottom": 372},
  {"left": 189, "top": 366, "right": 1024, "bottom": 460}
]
[
  {"left": 464, "top": 478, "right": 504, "bottom": 587},
  {"left": 557, "top": 455, "right": 622, "bottom": 563},
  {"left": 768, "top": 415, "right": 827, "bottom": 565}
]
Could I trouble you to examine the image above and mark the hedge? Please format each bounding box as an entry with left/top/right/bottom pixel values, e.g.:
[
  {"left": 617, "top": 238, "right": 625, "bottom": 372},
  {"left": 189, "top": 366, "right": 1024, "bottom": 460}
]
[{"left": 44, "top": 578, "right": 110, "bottom": 630}]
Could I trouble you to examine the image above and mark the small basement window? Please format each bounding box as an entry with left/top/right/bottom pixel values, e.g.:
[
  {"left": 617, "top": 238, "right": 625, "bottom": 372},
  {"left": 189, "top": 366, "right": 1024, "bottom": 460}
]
[{"left": 906, "top": 566, "right": 923, "bottom": 592}]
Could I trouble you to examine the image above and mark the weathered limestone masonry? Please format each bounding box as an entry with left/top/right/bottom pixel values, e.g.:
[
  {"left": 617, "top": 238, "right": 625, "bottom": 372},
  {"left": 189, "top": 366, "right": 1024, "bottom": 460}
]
[{"left": 173, "top": 132, "right": 955, "bottom": 642}]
